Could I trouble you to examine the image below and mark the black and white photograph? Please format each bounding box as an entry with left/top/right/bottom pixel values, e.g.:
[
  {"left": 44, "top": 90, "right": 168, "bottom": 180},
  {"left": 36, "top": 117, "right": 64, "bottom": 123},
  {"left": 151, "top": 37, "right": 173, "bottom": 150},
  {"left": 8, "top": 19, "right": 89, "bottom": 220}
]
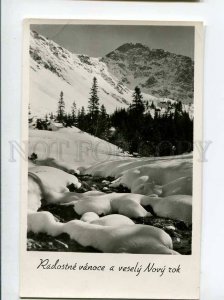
[{"left": 27, "top": 21, "right": 196, "bottom": 256}]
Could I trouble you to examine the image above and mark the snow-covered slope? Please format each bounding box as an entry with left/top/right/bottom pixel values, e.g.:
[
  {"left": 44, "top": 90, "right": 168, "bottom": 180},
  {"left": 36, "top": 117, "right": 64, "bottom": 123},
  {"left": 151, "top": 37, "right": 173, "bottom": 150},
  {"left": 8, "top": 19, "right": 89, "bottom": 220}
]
[
  {"left": 29, "top": 126, "right": 127, "bottom": 169},
  {"left": 30, "top": 30, "right": 159, "bottom": 116}
]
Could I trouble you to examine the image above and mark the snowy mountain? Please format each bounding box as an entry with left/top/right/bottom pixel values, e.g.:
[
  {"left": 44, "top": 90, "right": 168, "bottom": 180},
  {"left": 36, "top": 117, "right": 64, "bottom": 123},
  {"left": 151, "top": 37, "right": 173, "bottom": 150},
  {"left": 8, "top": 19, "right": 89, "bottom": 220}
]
[
  {"left": 30, "top": 31, "right": 160, "bottom": 117},
  {"left": 101, "top": 43, "right": 194, "bottom": 104}
]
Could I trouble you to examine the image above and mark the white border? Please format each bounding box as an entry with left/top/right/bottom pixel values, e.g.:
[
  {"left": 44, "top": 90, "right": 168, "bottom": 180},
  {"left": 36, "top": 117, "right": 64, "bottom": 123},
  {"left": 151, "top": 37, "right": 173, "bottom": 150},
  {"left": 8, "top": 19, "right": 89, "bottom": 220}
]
[
  {"left": 19, "top": 19, "right": 202, "bottom": 299},
  {"left": 2, "top": 1, "right": 224, "bottom": 300}
]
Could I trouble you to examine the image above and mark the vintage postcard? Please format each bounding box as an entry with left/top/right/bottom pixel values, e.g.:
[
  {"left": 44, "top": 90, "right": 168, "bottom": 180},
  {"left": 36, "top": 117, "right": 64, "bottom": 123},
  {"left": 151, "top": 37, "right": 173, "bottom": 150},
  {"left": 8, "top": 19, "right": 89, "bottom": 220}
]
[{"left": 20, "top": 19, "right": 203, "bottom": 299}]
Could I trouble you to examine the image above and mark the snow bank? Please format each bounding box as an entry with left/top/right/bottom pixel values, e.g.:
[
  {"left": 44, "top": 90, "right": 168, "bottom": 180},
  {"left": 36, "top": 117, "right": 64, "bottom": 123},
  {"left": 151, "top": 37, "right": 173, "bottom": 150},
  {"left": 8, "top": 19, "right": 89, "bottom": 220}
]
[
  {"left": 29, "top": 128, "right": 125, "bottom": 169},
  {"left": 28, "top": 211, "right": 63, "bottom": 236},
  {"left": 81, "top": 212, "right": 135, "bottom": 226},
  {"left": 84, "top": 154, "right": 192, "bottom": 192},
  {"left": 72, "top": 192, "right": 192, "bottom": 223},
  {"left": 28, "top": 165, "right": 81, "bottom": 204},
  {"left": 141, "top": 195, "right": 192, "bottom": 224},
  {"left": 82, "top": 154, "right": 193, "bottom": 223},
  {"left": 73, "top": 192, "right": 152, "bottom": 219},
  {"left": 34, "top": 157, "right": 80, "bottom": 175},
  {"left": 27, "top": 211, "right": 178, "bottom": 254},
  {"left": 28, "top": 167, "right": 192, "bottom": 223},
  {"left": 29, "top": 165, "right": 81, "bottom": 192}
]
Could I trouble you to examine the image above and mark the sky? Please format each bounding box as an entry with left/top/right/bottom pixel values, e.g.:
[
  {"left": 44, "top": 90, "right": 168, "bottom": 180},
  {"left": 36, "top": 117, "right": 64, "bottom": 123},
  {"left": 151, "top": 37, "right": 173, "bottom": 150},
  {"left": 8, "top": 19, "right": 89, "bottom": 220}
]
[{"left": 31, "top": 24, "right": 195, "bottom": 59}]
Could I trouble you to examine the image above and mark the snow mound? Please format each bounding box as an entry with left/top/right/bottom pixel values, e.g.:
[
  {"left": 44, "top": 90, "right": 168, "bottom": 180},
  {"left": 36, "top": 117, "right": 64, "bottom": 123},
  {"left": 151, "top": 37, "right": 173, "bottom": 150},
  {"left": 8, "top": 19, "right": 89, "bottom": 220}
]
[
  {"left": 27, "top": 211, "right": 178, "bottom": 254},
  {"left": 82, "top": 154, "right": 193, "bottom": 223},
  {"left": 28, "top": 165, "right": 81, "bottom": 204},
  {"left": 34, "top": 157, "right": 80, "bottom": 175},
  {"left": 73, "top": 192, "right": 152, "bottom": 219},
  {"left": 141, "top": 195, "right": 192, "bottom": 224},
  {"left": 72, "top": 192, "right": 192, "bottom": 223},
  {"left": 84, "top": 154, "right": 192, "bottom": 193},
  {"left": 29, "top": 165, "right": 81, "bottom": 192},
  {"left": 29, "top": 128, "right": 125, "bottom": 169},
  {"left": 80, "top": 212, "right": 100, "bottom": 223},
  {"left": 28, "top": 174, "right": 42, "bottom": 212},
  {"left": 28, "top": 168, "right": 192, "bottom": 223},
  {"left": 81, "top": 212, "right": 135, "bottom": 226}
]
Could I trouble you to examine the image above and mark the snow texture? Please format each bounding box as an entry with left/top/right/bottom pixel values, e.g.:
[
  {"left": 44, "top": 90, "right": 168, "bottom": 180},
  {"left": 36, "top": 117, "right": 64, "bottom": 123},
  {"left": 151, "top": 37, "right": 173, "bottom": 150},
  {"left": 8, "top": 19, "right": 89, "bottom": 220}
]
[
  {"left": 29, "top": 127, "right": 125, "bottom": 169},
  {"left": 28, "top": 119, "right": 192, "bottom": 254},
  {"left": 81, "top": 212, "right": 135, "bottom": 226},
  {"left": 27, "top": 211, "right": 178, "bottom": 254}
]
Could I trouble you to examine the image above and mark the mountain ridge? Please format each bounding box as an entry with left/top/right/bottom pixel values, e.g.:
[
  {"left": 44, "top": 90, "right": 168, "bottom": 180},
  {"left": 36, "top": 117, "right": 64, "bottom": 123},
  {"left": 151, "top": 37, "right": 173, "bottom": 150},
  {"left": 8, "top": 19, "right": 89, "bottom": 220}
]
[
  {"left": 101, "top": 42, "right": 194, "bottom": 104},
  {"left": 30, "top": 30, "right": 161, "bottom": 117},
  {"left": 29, "top": 30, "right": 193, "bottom": 118}
]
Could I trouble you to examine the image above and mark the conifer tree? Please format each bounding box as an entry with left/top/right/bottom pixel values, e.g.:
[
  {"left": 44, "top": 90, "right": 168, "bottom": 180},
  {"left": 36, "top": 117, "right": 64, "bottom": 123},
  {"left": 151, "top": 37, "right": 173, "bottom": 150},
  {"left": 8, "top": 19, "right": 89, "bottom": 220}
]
[
  {"left": 98, "top": 104, "right": 110, "bottom": 139},
  {"left": 57, "top": 91, "right": 65, "bottom": 123},
  {"left": 129, "top": 86, "right": 145, "bottom": 114},
  {"left": 71, "top": 101, "right": 77, "bottom": 125},
  {"left": 77, "top": 106, "right": 86, "bottom": 131},
  {"left": 88, "top": 77, "right": 100, "bottom": 118},
  {"left": 100, "top": 104, "right": 107, "bottom": 118},
  {"left": 64, "top": 113, "right": 73, "bottom": 127}
]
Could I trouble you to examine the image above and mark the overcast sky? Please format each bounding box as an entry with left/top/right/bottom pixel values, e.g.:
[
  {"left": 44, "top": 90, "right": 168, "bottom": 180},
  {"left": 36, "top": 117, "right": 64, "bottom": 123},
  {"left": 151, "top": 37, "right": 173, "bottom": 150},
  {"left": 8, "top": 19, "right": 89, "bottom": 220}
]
[{"left": 31, "top": 24, "right": 195, "bottom": 59}]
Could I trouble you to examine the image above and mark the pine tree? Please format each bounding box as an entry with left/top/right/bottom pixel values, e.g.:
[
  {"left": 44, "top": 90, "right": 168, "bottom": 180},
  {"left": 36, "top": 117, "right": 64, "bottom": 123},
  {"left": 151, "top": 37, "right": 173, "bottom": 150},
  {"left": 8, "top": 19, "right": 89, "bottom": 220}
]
[
  {"left": 88, "top": 77, "right": 100, "bottom": 118},
  {"left": 100, "top": 104, "right": 107, "bottom": 117},
  {"left": 57, "top": 91, "right": 65, "bottom": 123},
  {"left": 71, "top": 101, "right": 77, "bottom": 125},
  {"left": 129, "top": 86, "right": 145, "bottom": 114},
  {"left": 97, "top": 104, "right": 110, "bottom": 139},
  {"left": 77, "top": 106, "right": 86, "bottom": 131},
  {"left": 64, "top": 113, "right": 73, "bottom": 127}
]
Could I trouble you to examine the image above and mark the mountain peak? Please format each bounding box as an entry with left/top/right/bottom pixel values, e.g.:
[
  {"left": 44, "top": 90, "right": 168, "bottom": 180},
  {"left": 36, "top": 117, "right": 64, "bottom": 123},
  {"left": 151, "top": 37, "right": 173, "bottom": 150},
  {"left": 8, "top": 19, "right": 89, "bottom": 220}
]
[
  {"left": 116, "top": 43, "right": 148, "bottom": 52},
  {"left": 102, "top": 43, "right": 194, "bottom": 104}
]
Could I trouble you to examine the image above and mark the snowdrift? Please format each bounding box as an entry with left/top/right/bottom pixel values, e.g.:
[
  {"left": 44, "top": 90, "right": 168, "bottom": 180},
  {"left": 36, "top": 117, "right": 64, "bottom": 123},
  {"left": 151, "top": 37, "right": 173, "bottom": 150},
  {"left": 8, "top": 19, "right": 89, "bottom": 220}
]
[
  {"left": 29, "top": 127, "right": 126, "bottom": 169},
  {"left": 28, "top": 211, "right": 178, "bottom": 254},
  {"left": 27, "top": 127, "right": 193, "bottom": 253},
  {"left": 83, "top": 153, "right": 192, "bottom": 190},
  {"left": 28, "top": 164, "right": 192, "bottom": 223},
  {"left": 81, "top": 213, "right": 135, "bottom": 226},
  {"left": 82, "top": 153, "right": 193, "bottom": 223}
]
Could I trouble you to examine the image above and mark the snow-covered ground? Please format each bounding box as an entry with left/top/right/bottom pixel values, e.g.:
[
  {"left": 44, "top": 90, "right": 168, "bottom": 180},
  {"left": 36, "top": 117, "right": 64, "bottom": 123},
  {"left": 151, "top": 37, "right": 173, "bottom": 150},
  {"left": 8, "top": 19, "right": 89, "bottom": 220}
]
[
  {"left": 27, "top": 127, "right": 192, "bottom": 254},
  {"left": 29, "top": 127, "right": 128, "bottom": 170}
]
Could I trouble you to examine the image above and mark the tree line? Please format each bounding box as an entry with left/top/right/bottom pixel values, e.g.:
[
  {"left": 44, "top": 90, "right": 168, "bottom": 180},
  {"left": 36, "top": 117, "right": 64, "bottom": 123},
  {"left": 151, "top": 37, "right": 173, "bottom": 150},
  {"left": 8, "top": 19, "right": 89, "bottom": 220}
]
[{"left": 30, "top": 76, "right": 193, "bottom": 157}]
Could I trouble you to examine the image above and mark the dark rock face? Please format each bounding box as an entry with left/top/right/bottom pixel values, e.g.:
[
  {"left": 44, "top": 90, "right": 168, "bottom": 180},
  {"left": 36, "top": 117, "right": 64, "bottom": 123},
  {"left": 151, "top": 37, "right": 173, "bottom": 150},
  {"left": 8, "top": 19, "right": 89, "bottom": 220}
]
[{"left": 101, "top": 43, "right": 194, "bottom": 104}]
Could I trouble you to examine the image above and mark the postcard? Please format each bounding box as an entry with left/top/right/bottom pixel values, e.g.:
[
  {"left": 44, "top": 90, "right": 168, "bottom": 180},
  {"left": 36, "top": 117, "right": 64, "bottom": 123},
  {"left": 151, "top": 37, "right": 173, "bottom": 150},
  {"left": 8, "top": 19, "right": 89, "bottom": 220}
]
[{"left": 20, "top": 19, "right": 203, "bottom": 299}]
